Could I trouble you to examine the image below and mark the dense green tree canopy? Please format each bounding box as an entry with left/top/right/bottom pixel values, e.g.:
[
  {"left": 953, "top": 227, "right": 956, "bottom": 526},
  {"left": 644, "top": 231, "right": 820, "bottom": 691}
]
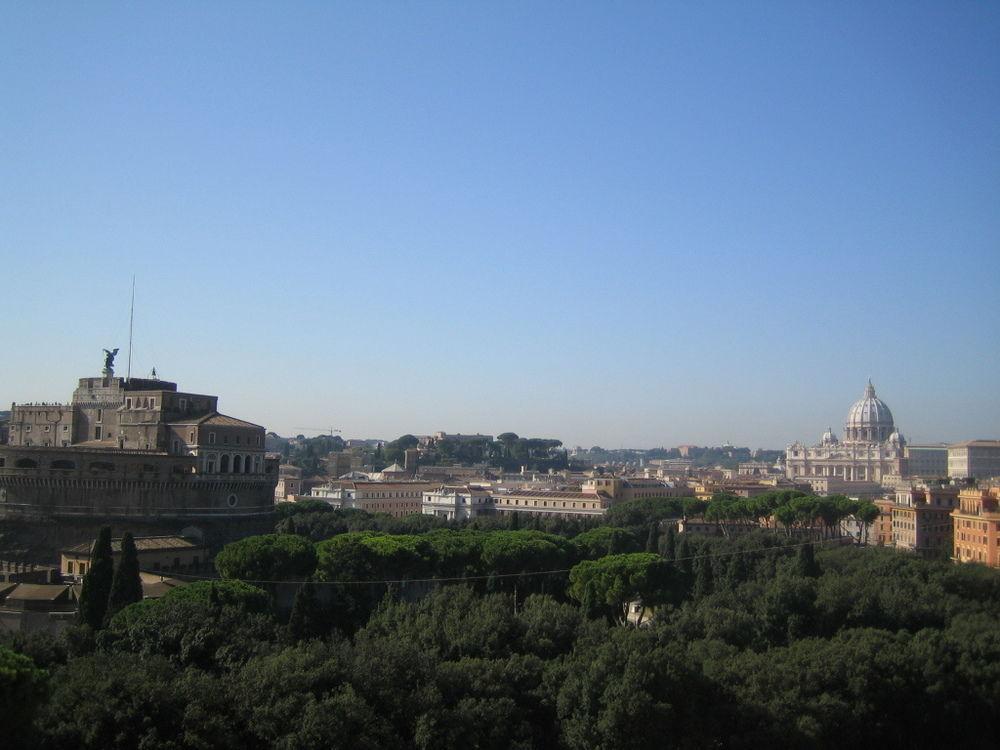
[
  {"left": 12, "top": 524, "right": 1000, "bottom": 749},
  {"left": 216, "top": 534, "right": 317, "bottom": 581},
  {"left": 568, "top": 553, "right": 673, "bottom": 626}
]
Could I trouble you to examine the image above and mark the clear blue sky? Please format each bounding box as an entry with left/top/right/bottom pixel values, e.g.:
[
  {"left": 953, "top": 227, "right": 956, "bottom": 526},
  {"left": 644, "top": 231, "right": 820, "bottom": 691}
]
[{"left": 2, "top": 2, "right": 998, "bottom": 449}]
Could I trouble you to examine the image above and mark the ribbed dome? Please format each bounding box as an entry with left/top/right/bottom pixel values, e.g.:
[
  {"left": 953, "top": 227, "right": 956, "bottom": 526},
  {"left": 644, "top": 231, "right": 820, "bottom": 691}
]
[{"left": 844, "top": 380, "right": 895, "bottom": 442}]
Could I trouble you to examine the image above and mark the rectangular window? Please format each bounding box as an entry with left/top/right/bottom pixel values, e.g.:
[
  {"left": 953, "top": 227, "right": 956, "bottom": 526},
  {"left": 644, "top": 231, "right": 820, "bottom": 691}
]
[
  {"left": 97, "top": 409, "right": 103, "bottom": 422},
  {"left": 209, "top": 432, "right": 216, "bottom": 445},
  {"left": 94, "top": 426, "right": 102, "bottom": 440},
  {"left": 150, "top": 398, "right": 155, "bottom": 409},
  {"left": 126, "top": 398, "right": 132, "bottom": 408}
]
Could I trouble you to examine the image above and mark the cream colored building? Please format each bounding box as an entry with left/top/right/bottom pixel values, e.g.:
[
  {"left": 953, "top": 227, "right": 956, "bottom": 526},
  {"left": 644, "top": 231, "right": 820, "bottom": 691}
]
[
  {"left": 422, "top": 485, "right": 493, "bottom": 520},
  {"left": 948, "top": 441, "right": 1000, "bottom": 480},
  {"left": 786, "top": 381, "right": 905, "bottom": 485},
  {"left": 311, "top": 480, "right": 440, "bottom": 517},
  {"left": 490, "top": 488, "right": 611, "bottom": 518}
]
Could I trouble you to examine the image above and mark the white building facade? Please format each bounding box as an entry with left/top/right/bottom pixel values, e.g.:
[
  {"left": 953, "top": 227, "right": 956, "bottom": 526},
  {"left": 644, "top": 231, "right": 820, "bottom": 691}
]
[{"left": 786, "top": 381, "right": 905, "bottom": 485}]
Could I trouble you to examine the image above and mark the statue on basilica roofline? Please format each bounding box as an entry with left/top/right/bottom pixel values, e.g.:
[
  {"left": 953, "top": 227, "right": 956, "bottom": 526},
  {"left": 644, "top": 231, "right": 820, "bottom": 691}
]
[{"left": 102, "top": 348, "right": 119, "bottom": 377}]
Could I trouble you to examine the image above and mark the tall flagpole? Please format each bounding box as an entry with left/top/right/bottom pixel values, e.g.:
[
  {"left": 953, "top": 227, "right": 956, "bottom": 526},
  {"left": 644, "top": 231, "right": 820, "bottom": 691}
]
[{"left": 126, "top": 275, "right": 135, "bottom": 381}]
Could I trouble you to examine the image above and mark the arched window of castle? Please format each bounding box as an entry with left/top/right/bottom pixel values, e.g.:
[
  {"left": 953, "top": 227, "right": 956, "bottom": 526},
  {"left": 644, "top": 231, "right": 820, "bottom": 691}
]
[
  {"left": 220, "top": 455, "right": 230, "bottom": 473},
  {"left": 233, "top": 455, "right": 243, "bottom": 473}
]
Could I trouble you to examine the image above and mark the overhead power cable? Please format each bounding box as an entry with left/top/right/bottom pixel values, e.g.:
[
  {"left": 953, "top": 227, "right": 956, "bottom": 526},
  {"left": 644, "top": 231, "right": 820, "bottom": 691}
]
[{"left": 142, "top": 536, "right": 850, "bottom": 588}]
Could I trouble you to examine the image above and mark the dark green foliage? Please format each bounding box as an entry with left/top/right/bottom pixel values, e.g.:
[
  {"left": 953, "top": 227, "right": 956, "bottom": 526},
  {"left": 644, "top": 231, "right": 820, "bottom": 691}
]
[
  {"left": 77, "top": 526, "right": 114, "bottom": 629},
  {"left": 604, "top": 497, "right": 687, "bottom": 529},
  {"left": 693, "top": 555, "right": 714, "bottom": 598},
  {"left": 215, "top": 533, "right": 317, "bottom": 581},
  {"left": 0, "top": 644, "right": 47, "bottom": 749},
  {"left": 659, "top": 526, "right": 676, "bottom": 560},
  {"left": 568, "top": 553, "right": 673, "bottom": 626},
  {"left": 22, "top": 529, "right": 1000, "bottom": 750},
  {"left": 287, "top": 578, "right": 326, "bottom": 642},
  {"left": 38, "top": 652, "right": 239, "bottom": 750},
  {"left": 0, "top": 629, "right": 67, "bottom": 670},
  {"left": 275, "top": 498, "right": 334, "bottom": 519},
  {"left": 675, "top": 536, "right": 692, "bottom": 576},
  {"left": 645, "top": 522, "right": 660, "bottom": 552},
  {"left": 796, "top": 542, "right": 821, "bottom": 577},
  {"left": 104, "top": 532, "right": 143, "bottom": 625},
  {"left": 159, "top": 579, "right": 272, "bottom": 612},
  {"left": 572, "top": 526, "right": 640, "bottom": 560}
]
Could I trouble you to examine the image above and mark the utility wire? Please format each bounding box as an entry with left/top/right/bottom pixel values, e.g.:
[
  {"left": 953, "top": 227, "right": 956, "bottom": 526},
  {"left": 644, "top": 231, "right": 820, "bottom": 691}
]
[{"left": 144, "top": 536, "right": 851, "bottom": 588}]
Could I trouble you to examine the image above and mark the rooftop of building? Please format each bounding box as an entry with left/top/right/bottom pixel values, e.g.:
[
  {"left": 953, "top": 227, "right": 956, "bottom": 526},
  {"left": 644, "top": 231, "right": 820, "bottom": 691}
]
[
  {"left": 948, "top": 440, "right": 1000, "bottom": 448},
  {"left": 500, "top": 489, "right": 606, "bottom": 500},
  {"left": 2, "top": 583, "right": 75, "bottom": 602},
  {"left": 167, "top": 412, "right": 263, "bottom": 429},
  {"left": 62, "top": 535, "right": 205, "bottom": 555}
]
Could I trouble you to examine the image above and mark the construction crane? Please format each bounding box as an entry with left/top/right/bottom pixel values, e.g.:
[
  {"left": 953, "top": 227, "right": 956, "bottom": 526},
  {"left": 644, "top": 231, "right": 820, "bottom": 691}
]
[{"left": 293, "top": 427, "right": 342, "bottom": 437}]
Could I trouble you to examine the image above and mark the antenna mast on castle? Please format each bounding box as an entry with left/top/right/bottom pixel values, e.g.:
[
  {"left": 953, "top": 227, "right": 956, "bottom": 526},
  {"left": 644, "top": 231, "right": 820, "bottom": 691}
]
[{"left": 126, "top": 275, "right": 135, "bottom": 382}]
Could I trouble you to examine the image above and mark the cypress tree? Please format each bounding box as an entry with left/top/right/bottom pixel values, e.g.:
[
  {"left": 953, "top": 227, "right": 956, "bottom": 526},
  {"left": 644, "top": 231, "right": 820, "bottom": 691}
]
[
  {"left": 288, "top": 578, "right": 325, "bottom": 641},
  {"left": 694, "top": 557, "right": 714, "bottom": 598},
  {"left": 796, "top": 542, "right": 821, "bottom": 578},
  {"left": 208, "top": 580, "right": 221, "bottom": 610},
  {"left": 660, "top": 527, "right": 676, "bottom": 560},
  {"left": 676, "top": 536, "right": 692, "bottom": 577},
  {"left": 645, "top": 523, "right": 660, "bottom": 553},
  {"left": 104, "top": 532, "right": 143, "bottom": 625},
  {"left": 509, "top": 512, "right": 520, "bottom": 531},
  {"left": 77, "top": 526, "right": 114, "bottom": 629}
]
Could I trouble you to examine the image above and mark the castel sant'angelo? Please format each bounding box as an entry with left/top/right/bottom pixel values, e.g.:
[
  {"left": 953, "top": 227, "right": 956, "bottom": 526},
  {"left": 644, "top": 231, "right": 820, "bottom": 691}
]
[{"left": 0, "top": 350, "right": 278, "bottom": 556}]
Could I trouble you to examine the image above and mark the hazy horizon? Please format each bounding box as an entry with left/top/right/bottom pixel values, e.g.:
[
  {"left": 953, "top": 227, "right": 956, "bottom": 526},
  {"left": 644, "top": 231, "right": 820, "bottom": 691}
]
[{"left": 3, "top": 3, "right": 998, "bottom": 450}]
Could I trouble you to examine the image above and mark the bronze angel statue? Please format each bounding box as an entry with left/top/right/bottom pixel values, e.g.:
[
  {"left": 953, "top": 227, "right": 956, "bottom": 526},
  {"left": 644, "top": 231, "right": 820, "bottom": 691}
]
[{"left": 103, "top": 348, "right": 119, "bottom": 376}]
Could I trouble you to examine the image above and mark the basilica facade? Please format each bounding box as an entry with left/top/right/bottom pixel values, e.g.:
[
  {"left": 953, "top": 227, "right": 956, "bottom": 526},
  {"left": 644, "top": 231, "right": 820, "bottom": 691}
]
[{"left": 786, "top": 381, "right": 905, "bottom": 484}]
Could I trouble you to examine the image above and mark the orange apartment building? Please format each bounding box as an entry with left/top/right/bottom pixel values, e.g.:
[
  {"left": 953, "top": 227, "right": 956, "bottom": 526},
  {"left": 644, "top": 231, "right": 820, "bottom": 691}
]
[
  {"left": 874, "top": 498, "right": 895, "bottom": 546},
  {"left": 889, "top": 485, "right": 959, "bottom": 558},
  {"left": 952, "top": 487, "right": 1000, "bottom": 567}
]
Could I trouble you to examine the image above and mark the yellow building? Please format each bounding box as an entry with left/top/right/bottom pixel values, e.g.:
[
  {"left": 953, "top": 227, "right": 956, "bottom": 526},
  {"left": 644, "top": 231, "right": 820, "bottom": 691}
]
[{"left": 61, "top": 535, "right": 207, "bottom": 580}]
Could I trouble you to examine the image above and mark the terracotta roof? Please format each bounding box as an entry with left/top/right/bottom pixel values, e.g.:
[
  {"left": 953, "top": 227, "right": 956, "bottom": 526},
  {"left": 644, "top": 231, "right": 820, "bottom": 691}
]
[
  {"left": 202, "top": 413, "right": 264, "bottom": 429},
  {"left": 4, "top": 583, "right": 73, "bottom": 601},
  {"left": 62, "top": 535, "right": 204, "bottom": 555},
  {"left": 168, "top": 412, "right": 263, "bottom": 429},
  {"left": 501, "top": 489, "right": 604, "bottom": 500}
]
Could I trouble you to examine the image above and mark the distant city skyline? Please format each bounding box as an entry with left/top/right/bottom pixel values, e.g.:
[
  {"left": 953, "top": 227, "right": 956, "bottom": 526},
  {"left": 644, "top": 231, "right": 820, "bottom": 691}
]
[{"left": 3, "top": 4, "right": 998, "bottom": 449}]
